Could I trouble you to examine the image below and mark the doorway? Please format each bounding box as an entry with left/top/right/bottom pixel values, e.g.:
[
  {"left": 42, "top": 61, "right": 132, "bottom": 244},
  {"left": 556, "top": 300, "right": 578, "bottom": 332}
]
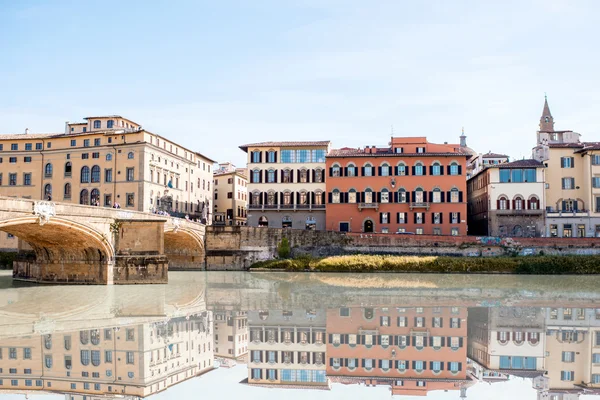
[{"left": 363, "top": 220, "right": 374, "bottom": 233}]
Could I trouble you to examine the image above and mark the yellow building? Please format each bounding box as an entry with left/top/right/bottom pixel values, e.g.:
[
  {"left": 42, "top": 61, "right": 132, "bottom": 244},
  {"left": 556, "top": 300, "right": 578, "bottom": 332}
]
[
  {"left": 213, "top": 162, "right": 248, "bottom": 226},
  {"left": 532, "top": 98, "right": 600, "bottom": 237},
  {"left": 0, "top": 116, "right": 215, "bottom": 248}
]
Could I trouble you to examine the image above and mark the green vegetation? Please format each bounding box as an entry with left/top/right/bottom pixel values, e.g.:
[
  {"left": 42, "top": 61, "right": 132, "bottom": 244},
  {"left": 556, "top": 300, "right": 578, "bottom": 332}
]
[
  {"left": 277, "top": 237, "right": 291, "bottom": 259},
  {"left": 0, "top": 252, "right": 17, "bottom": 270},
  {"left": 250, "top": 254, "right": 600, "bottom": 274}
]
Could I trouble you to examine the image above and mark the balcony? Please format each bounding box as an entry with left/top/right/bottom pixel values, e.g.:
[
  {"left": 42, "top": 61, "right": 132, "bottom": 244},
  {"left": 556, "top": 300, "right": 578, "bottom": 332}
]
[
  {"left": 410, "top": 202, "right": 430, "bottom": 210},
  {"left": 495, "top": 209, "right": 544, "bottom": 216},
  {"left": 248, "top": 204, "right": 325, "bottom": 212},
  {"left": 358, "top": 202, "right": 379, "bottom": 211},
  {"left": 546, "top": 209, "right": 590, "bottom": 218}
]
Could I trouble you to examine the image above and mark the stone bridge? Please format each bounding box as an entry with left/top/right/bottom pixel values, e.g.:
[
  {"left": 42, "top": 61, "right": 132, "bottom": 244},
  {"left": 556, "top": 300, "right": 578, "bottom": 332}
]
[{"left": 0, "top": 197, "right": 205, "bottom": 285}]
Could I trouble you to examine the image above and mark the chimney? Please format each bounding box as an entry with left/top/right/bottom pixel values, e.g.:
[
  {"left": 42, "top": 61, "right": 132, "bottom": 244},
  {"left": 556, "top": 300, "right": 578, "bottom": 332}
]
[
  {"left": 65, "top": 121, "right": 70, "bottom": 135},
  {"left": 25, "top": 128, "right": 29, "bottom": 134}
]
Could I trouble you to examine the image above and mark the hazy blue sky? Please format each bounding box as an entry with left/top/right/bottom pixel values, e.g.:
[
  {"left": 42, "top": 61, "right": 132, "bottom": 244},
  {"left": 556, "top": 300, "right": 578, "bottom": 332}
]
[{"left": 1, "top": 0, "right": 600, "bottom": 167}]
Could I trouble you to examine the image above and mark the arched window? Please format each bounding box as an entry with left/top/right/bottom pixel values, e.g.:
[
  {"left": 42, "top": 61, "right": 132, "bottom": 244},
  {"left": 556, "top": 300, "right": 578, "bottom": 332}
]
[
  {"left": 65, "top": 162, "right": 72, "bottom": 177},
  {"left": 347, "top": 164, "right": 356, "bottom": 177},
  {"left": 348, "top": 188, "right": 357, "bottom": 204},
  {"left": 431, "top": 162, "right": 441, "bottom": 176},
  {"left": 332, "top": 164, "right": 341, "bottom": 177},
  {"left": 106, "top": 153, "right": 112, "bottom": 161},
  {"left": 498, "top": 196, "right": 509, "bottom": 210},
  {"left": 252, "top": 192, "right": 260, "bottom": 206},
  {"left": 381, "top": 188, "right": 389, "bottom": 203},
  {"left": 414, "top": 187, "right": 424, "bottom": 203},
  {"left": 514, "top": 196, "right": 524, "bottom": 210},
  {"left": 44, "top": 184, "right": 52, "bottom": 199},
  {"left": 397, "top": 188, "right": 407, "bottom": 203},
  {"left": 128, "top": 152, "right": 134, "bottom": 159},
  {"left": 298, "top": 169, "right": 308, "bottom": 183},
  {"left": 314, "top": 168, "right": 323, "bottom": 183},
  {"left": 267, "top": 169, "right": 276, "bottom": 183},
  {"left": 396, "top": 163, "right": 407, "bottom": 176},
  {"left": 267, "top": 150, "right": 276, "bottom": 163},
  {"left": 64, "top": 183, "right": 71, "bottom": 199},
  {"left": 81, "top": 166, "right": 90, "bottom": 183},
  {"left": 364, "top": 188, "right": 373, "bottom": 203},
  {"left": 252, "top": 169, "right": 260, "bottom": 183},
  {"left": 529, "top": 196, "right": 540, "bottom": 210},
  {"left": 513, "top": 331, "right": 524, "bottom": 345},
  {"left": 45, "top": 163, "right": 53, "bottom": 177},
  {"left": 432, "top": 188, "right": 442, "bottom": 203},
  {"left": 314, "top": 190, "right": 323, "bottom": 205},
  {"left": 91, "top": 189, "right": 100, "bottom": 205},
  {"left": 449, "top": 162, "right": 460, "bottom": 176},
  {"left": 414, "top": 162, "right": 424, "bottom": 176},
  {"left": 80, "top": 331, "right": 89, "bottom": 345},
  {"left": 44, "top": 334, "right": 52, "bottom": 350},
  {"left": 91, "top": 166, "right": 100, "bottom": 183},
  {"left": 380, "top": 163, "right": 390, "bottom": 177},
  {"left": 251, "top": 150, "right": 261, "bottom": 163},
  {"left": 80, "top": 189, "right": 90, "bottom": 205},
  {"left": 450, "top": 188, "right": 460, "bottom": 203},
  {"left": 93, "top": 120, "right": 101, "bottom": 129},
  {"left": 91, "top": 330, "right": 100, "bottom": 345},
  {"left": 332, "top": 189, "right": 340, "bottom": 204},
  {"left": 107, "top": 120, "right": 114, "bottom": 128},
  {"left": 267, "top": 191, "right": 275, "bottom": 206},
  {"left": 364, "top": 163, "right": 373, "bottom": 177}
]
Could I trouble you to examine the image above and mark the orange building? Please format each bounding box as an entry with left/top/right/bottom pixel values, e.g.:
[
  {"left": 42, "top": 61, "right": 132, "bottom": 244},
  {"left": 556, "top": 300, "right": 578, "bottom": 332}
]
[
  {"left": 326, "top": 306, "right": 470, "bottom": 396},
  {"left": 325, "top": 137, "right": 470, "bottom": 234}
]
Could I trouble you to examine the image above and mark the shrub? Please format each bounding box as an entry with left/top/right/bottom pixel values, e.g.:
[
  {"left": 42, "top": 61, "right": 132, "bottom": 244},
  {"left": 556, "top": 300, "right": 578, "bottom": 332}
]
[{"left": 277, "top": 237, "right": 291, "bottom": 259}]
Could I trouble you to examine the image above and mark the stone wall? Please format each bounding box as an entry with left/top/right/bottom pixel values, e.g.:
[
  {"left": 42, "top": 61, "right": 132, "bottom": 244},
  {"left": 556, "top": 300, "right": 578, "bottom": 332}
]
[
  {"left": 113, "top": 255, "right": 168, "bottom": 284},
  {"left": 205, "top": 227, "right": 600, "bottom": 270}
]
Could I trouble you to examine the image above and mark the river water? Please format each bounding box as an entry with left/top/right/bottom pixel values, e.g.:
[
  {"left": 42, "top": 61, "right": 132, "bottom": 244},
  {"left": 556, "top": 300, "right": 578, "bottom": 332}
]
[{"left": 0, "top": 270, "right": 600, "bottom": 399}]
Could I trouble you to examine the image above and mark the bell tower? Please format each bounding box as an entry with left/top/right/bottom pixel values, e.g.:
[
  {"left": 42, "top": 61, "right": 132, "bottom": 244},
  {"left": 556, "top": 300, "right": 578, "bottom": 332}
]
[{"left": 539, "top": 94, "right": 554, "bottom": 132}]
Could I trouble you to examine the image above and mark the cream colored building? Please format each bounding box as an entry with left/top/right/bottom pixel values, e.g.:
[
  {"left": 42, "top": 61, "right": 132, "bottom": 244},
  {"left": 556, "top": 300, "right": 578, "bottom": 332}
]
[
  {"left": 532, "top": 98, "right": 600, "bottom": 237},
  {"left": 467, "top": 159, "right": 546, "bottom": 237},
  {"left": 468, "top": 151, "right": 510, "bottom": 178},
  {"left": 214, "top": 310, "right": 248, "bottom": 359},
  {"left": 0, "top": 315, "right": 215, "bottom": 397},
  {"left": 213, "top": 163, "right": 248, "bottom": 226},
  {"left": 0, "top": 115, "right": 215, "bottom": 223},
  {"left": 240, "top": 141, "right": 330, "bottom": 230},
  {"left": 247, "top": 309, "right": 328, "bottom": 386}
]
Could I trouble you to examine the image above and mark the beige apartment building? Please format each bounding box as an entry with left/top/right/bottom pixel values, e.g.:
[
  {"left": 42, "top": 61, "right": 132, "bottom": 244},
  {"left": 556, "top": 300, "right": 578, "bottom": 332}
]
[
  {"left": 240, "top": 141, "right": 330, "bottom": 230},
  {"left": 214, "top": 311, "right": 248, "bottom": 360},
  {"left": 532, "top": 98, "right": 600, "bottom": 237},
  {"left": 0, "top": 315, "right": 215, "bottom": 397},
  {"left": 213, "top": 162, "right": 248, "bottom": 226},
  {"left": 0, "top": 115, "right": 215, "bottom": 221}
]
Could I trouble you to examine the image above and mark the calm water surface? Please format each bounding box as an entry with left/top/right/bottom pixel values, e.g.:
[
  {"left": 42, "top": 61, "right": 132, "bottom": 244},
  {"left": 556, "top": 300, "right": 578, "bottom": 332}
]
[{"left": 1, "top": 270, "right": 600, "bottom": 399}]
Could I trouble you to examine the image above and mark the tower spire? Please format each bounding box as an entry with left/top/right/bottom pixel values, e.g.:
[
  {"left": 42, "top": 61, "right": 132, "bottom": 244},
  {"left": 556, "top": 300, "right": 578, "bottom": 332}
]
[
  {"left": 540, "top": 94, "right": 554, "bottom": 132},
  {"left": 460, "top": 127, "right": 467, "bottom": 147}
]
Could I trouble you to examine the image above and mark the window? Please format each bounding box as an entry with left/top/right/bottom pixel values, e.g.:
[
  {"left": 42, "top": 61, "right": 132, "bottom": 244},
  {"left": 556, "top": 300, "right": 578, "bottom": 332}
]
[
  {"left": 126, "top": 167, "right": 134, "bottom": 181},
  {"left": 93, "top": 120, "right": 101, "bottom": 129},
  {"left": 81, "top": 166, "right": 90, "bottom": 183},
  {"left": 105, "top": 350, "right": 113, "bottom": 363},
  {"left": 11, "top": 143, "right": 18, "bottom": 150},
  {"left": 127, "top": 151, "right": 134, "bottom": 159},
  {"left": 398, "top": 189, "right": 407, "bottom": 203},
  {"left": 562, "top": 351, "right": 575, "bottom": 363},
  {"left": 561, "top": 157, "right": 574, "bottom": 168},
  {"left": 431, "top": 162, "right": 441, "bottom": 175},
  {"left": 23, "top": 173, "right": 31, "bottom": 186},
  {"left": 44, "top": 163, "right": 53, "bottom": 177},
  {"left": 267, "top": 169, "right": 275, "bottom": 183},
  {"left": 24, "top": 348, "right": 31, "bottom": 359},
  {"left": 82, "top": 153, "right": 89, "bottom": 159},
  {"left": 414, "top": 163, "right": 424, "bottom": 176},
  {"left": 347, "top": 164, "right": 356, "bottom": 177},
  {"left": 561, "top": 371, "right": 574, "bottom": 381},
  {"left": 314, "top": 169, "right": 323, "bottom": 182},
  {"left": 45, "top": 355, "right": 53, "bottom": 368},
  {"left": 107, "top": 120, "right": 114, "bottom": 129},
  {"left": 91, "top": 166, "right": 100, "bottom": 183},
  {"left": 397, "top": 163, "right": 407, "bottom": 176},
  {"left": 332, "top": 189, "right": 340, "bottom": 204},
  {"left": 35, "top": 142, "right": 42, "bottom": 150},
  {"left": 9, "top": 157, "right": 16, "bottom": 163},
  {"left": 106, "top": 153, "right": 112, "bottom": 161},
  {"left": 105, "top": 169, "right": 112, "bottom": 182},
  {"left": 127, "top": 193, "right": 135, "bottom": 207},
  {"left": 9, "top": 173, "right": 16, "bottom": 186},
  {"left": 80, "top": 189, "right": 89, "bottom": 205},
  {"left": 91, "top": 350, "right": 101, "bottom": 366},
  {"left": 381, "top": 163, "right": 390, "bottom": 176},
  {"left": 83, "top": 139, "right": 90, "bottom": 147},
  {"left": 562, "top": 177, "right": 575, "bottom": 190},
  {"left": 450, "top": 163, "right": 459, "bottom": 175},
  {"left": 44, "top": 184, "right": 52, "bottom": 199},
  {"left": 381, "top": 189, "right": 389, "bottom": 203},
  {"left": 126, "top": 351, "right": 134, "bottom": 364},
  {"left": 251, "top": 151, "right": 261, "bottom": 163},
  {"left": 9, "top": 348, "right": 17, "bottom": 359},
  {"left": 364, "top": 164, "right": 373, "bottom": 177},
  {"left": 92, "top": 152, "right": 99, "bottom": 158}
]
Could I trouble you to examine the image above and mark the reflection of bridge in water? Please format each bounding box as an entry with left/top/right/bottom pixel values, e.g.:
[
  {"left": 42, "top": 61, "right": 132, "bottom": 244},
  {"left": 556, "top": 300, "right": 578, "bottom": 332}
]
[{"left": 0, "top": 196, "right": 205, "bottom": 284}]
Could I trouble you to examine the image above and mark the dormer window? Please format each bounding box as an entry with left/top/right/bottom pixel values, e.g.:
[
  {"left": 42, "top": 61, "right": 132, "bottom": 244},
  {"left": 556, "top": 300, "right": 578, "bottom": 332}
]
[{"left": 417, "top": 147, "right": 425, "bottom": 153}]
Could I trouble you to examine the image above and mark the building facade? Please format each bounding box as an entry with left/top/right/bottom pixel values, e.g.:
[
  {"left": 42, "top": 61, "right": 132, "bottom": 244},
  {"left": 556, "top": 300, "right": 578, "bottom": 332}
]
[
  {"left": 240, "top": 141, "right": 329, "bottom": 230},
  {"left": 468, "top": 151, "right": 510, "bottom": 178},
  {"left": 0, "top": 116, "right": 215, "bottom": 222},
  {"left": 467, "top": 159, "right": 545, "bottom": 237},
  {"left": 213, "top": 163, "right": 248, "bottom": 226},
  {"left": 532, "top": 98, "right": 600, "bottom": 237},
  {"left": 247, "top": 309, "right": 328, "bottom": 387},
  {"left": 214, "top": 310, "right": 248, "bottom": 360},
  {"left": 325, "top": 137, "right": 469, "bottom": 235},
  {"left": 326, "top": 306, "right": 470, "bottom": 396}
]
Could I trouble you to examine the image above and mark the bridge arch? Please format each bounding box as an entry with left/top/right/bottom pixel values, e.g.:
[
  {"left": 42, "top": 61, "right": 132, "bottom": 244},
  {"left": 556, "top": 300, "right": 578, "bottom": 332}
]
[
  {"left": 0, "top": 216, "right": 115, "bottom": 284},
  {"left": 163, "top": 226, "right": 205, "bottom": 270}
]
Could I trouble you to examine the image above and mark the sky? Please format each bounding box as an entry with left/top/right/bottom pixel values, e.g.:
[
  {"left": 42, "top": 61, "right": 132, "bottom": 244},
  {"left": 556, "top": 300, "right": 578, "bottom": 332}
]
[
  {"left": 1, "top": 0, "right": 600, "bottom": 167},
  {"left": 2, "top": 365, "right": 599, "bottom": 400}
]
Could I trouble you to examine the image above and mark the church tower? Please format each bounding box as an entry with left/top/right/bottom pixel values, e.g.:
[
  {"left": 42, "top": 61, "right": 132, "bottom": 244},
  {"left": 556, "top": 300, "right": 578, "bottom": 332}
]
[{"left": 539, "top": 94, "right": 555, "bottom": 132}]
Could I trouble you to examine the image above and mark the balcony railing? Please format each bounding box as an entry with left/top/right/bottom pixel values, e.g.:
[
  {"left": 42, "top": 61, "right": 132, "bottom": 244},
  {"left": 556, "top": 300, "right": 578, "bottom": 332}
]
[
  {"left": 248, "top": 204, "right": 325, "bottom": 211},
  {"left": 410, "top": 202, "right": 430, "bottom": 210},
  {"left": 546, "top": 209, "right": 590, "bottom": 217},
  {"left": 358, "top": 202, "right": 379, "bottom": 211}
]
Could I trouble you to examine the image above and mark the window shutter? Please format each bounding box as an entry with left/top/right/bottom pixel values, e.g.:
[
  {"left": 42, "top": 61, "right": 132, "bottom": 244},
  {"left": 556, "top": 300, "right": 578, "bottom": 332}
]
[
  {"left": 379, "top": 213, "right": 383, "bottom": 223},
  {"left": 571, "top": 157, "right": 575, "bottom": 168},
  {"left": 429, "top": 191, "right": 433, "bottom": 202},
  {"left": 259, "top": 152, "right": 263, "bottom": 163},
  {"left": 440, "top": 165, "right": 444, "bottom": 175},
  {"left": 312, "top": 169, "right": 315, "bottom": 182},
  {"left": 377, "top": 192, "right": 381, "bottom": 203},
  {"left": 429, "top": 166, "right": 433, "bottom": 175},
  {"left": 431, "top": 213, "right": 435, "bottom": 224},
  {"left": 378, "top": 359, "right": 383, "bottom": 368},
  {"left": 344, "top": 167, "right": 348, "bottom": 177},
  {"left": 387, "top": 212, "right": 391, "bottom": 223},
  {"left": 413, "top": 213, "right": 417, "bottom": 224},
  {"left": 412, "top": 166, "right": 415, "bottom": 175},
  {"left": 422, "top": 166, "right": 426, "bottom": 175},
  {"left": 458, "top": 165, "right": 462, "bottom": 175},
  {"left": 378, "top": 166, "right": 382, "bottom": 176},
  {"left": 527, "top": 199, "right": 531, "bottom": 209},
  {"left": 412, "top": 361, "right": 416, "bottom": 370},
  {"left": 440, "top": 192, "right": 445, "bottom": 203},
  {"left": 274, "top": 151, "right": 278, "bottom": 162},
  {"left": 412, "top": 191, "right": 416, "bottom": 202},
  {"left": 561, "top": 157, "right": 564, "bottom": 168},
  {"left": 440, "top": 213, "right": 443, "bottom": 224},
  {"left": 406, "top": 191, "right": 411, "bottom": 202},
  {"left": 497, "top": 199, "right": 500, "bottom": 209},
  {"left": 459, "top": 337, "right": 464, "bottom": 347},
  {"left": 441, "top": 337, "right": 446, "bottom": 347},
  {"left": 429, "top": 361, "right": 434, "bottom": 370},
  {"left": 361, "top": 167, "right": 365, "bottom": 176},
  {"left": 361, "top": 358, "right": 366, "bottom": 368},
  {"left": 447, "top": 165, "right": 451, "bottom": 175},
  {"left": 459, "top": 192, "right": 463, "bottom": 203},
  {"left": 329, "top": 167, "right": 333, "bottom": 177},
  {"left": 458, "top": 362, "right": 462, "bottom": 371},
  {"left": 458, "top": 213, "right": 461, "bottom": 223},
  {"left": 372, "top": 166, "right": 376, "bottom": 176},
  {"left": 394, "top": 191, "right": 399, "bottom": 203},
  {"left": 388, "top": 166, "right": 393, "bottom": 175}
]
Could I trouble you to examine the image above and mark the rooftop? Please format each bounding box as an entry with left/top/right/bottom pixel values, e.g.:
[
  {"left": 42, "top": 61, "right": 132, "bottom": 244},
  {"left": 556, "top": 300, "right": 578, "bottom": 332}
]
[
  {"left": 327, "top": 147, "right": 470, "bottom": 158},
  {"left": 487, "top": 159, "right": 544, "bottom": 169},
  {"left": 481, "top": 152, "right": 509, "bottom": 158},
  {"left": 239, "top": 141, "right": 330, "bottom": 152}
]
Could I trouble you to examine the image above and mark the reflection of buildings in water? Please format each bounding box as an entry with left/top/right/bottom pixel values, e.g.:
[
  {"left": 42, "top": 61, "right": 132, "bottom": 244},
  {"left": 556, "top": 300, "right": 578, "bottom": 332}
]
[
  {"left": 467, "top": 307, "right": 545, "bottom": 373},
  {"left": 326, "top": 306, "right": 471, "bottom": 397},
  {"left": 0, "top": 313, "right": 215, "bottom": 398},
  {"left": 214, "top": 310, "right": 249, "bottom": 360},
  {"left": 247, "top": 309, "right": 328, "bottom": 387},
  {"left": 534, "top": 307, "right": 600, "bottom": 399}
]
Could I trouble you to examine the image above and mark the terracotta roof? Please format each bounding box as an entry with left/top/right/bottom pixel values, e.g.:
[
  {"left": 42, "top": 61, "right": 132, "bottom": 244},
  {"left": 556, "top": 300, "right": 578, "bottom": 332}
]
[
  {"left": 482, "top": 152, "right": 508, "bottom": 158},
  {"left": 239, "top": 141, "right": 330, "bottom": 152},
  {"left": 84, "top": 115, "right": 123, "bottom": 119},
  {"left": 548, "top": 142, "right": 584, "bottom": 148},
  {"left": 0, "top": 133, "right": 61, "bottom": 140},
  {"left": 68, "top": 122, "right": 87, "bottom": 125},
  {"left": 327, "top": 148, "right": 470, "bottom": 158},
  {"left": 573, "top": 142, "right": 600, "bottom": 153},
  {"left": 487, "top": 159, "right": 544, "bottom": 168},
  {"left": 539, "top": 130, "right": 573, "bottom": 133}
]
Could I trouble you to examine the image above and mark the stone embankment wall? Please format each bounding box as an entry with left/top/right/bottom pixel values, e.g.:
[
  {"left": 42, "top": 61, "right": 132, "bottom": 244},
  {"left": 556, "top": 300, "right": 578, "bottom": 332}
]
[{"left": 205, "top": 226, "right": 600, "bottom": 270}]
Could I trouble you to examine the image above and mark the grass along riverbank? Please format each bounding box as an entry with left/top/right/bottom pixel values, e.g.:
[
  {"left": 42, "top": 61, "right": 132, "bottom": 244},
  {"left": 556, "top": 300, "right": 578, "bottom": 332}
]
[{"left": 249, "top": 254, "right": 600, "bottom": 274}]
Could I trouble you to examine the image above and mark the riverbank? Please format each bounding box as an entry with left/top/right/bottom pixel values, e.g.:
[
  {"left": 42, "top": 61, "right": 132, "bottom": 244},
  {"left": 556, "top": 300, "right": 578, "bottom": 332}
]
[{"left": 249, "top": 254, "right": 600, "bottom": 274}]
